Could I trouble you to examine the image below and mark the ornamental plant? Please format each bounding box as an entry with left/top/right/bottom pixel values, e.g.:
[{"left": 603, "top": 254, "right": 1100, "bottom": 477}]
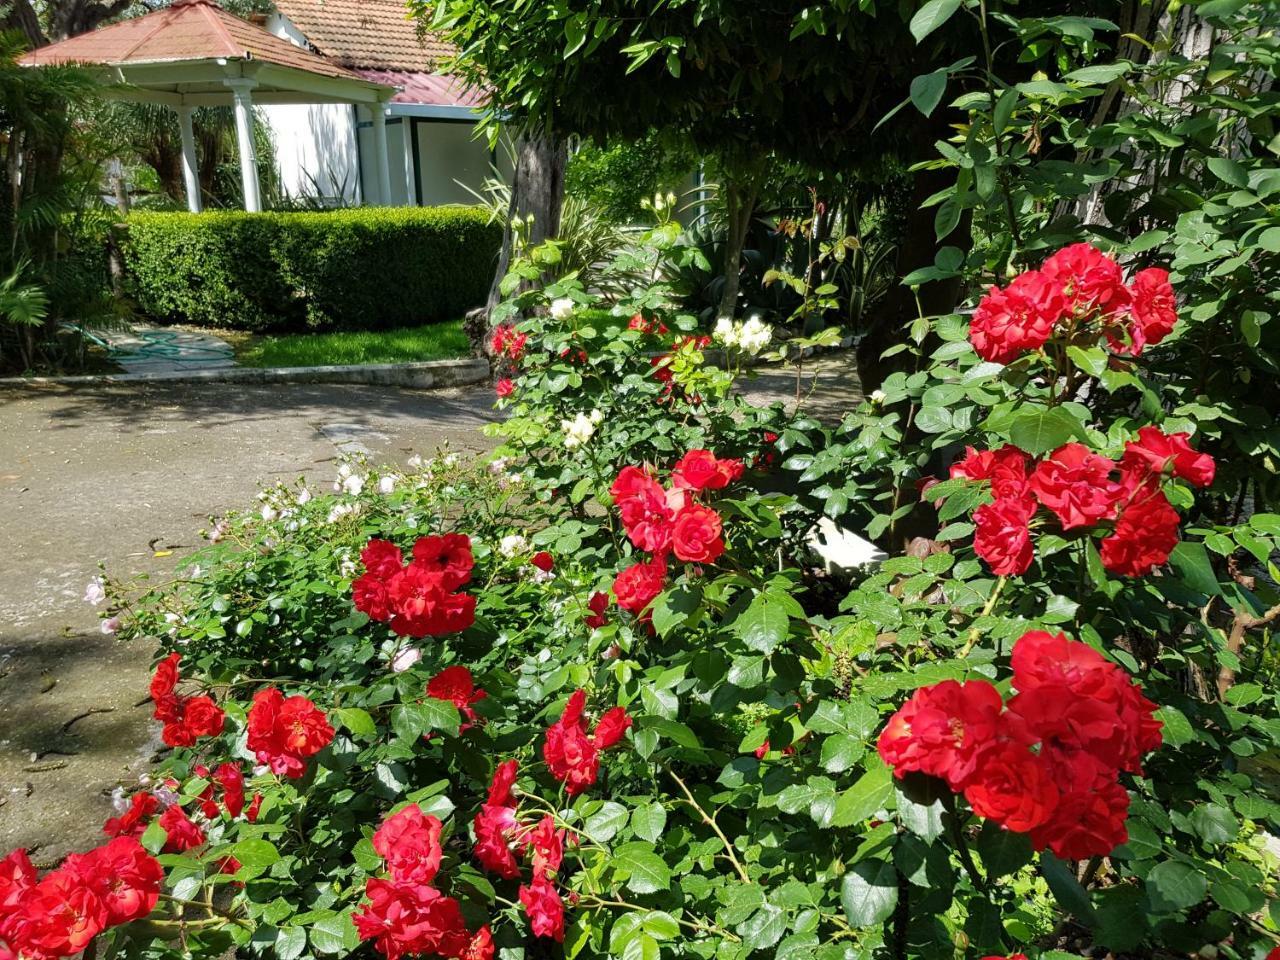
[{"left": 18, "top": 237, "right": 1280, "bottom": 960}]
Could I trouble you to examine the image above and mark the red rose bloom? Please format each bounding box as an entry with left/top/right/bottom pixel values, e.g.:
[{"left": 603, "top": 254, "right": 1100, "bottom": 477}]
[
  {"left": 411, "top": 535, "right": 474, "bottom": 591},
  {"left": 473, "top": 761, "right": 520, "bottom": 879},
  {"left": 246, "top": 687, "right": 334, "bottom": 779},
  {"left": 8, "top": 870, "right": 106, "bottom": 958},
  {"left": 543, "top": 689, "right": 632, "bottom": 795},
  {"left": 1029, "top": 779, "right": 1130, "bottom": 860},
  {"left": 387, "top": 565, "right": 476, "bottom": 638},
  {"left": 1029, "top": 443, "right": 1120, "bottom": 530},
  {"left": 950, "top": 445, "right": 1030, "bottom": 500},
  {"left": 1121, "top": 426, "right": 1214, "bottom": 488},
  {"left": 611, "top": 466, "right": 677, "bottom": 554},
  {"left": 63, "top": 837, "right": 162, "bottom": 927},
  {"left": 584, "top": 591, "right": 610, "bottom": 629},
  {"left": 519, "top": 877, "right": 565, "bottom": 942},
  {"left": 671, "top": 450, "right": 744, "bottom": 491},
  {"left": 670, "top": 504, "right": 725, "bottom": 564},
  {"left": 353, "top": 879, "right": 469, "bottom": 960},
  {"left": 215, "top": 762, "right": 245, "bottom": 819},
  {"left": 374, "top": 805, "right": 444, "bottom": 885},
  {"left": 1100, "top": 481, "right": 1181, "bottom": 577},
  {"left": 158, "top": 805, "right": 205, "bottom": 853},
  {"left": 1040, "top": 243, "right": 1127, "bottom": 314},
  {"left": 426, "top": 665, "right": 487, "bottom": 728},
  {"left": 962, "top": 742, "right": 1059, "bottom": 832},
  {"left": 530, "top": 551, "right": 554, "bottom": 573},
  {"left": 876, "top": 680, "right": 1004, "bottom": 789},
  {"left": 103, "top": 792, "right": 158, "bottom": 838},
  {"left": 612, "top": 557, "right": 667, "bottom": 615},
  {"left": 462, "top": 926, "right": 494, "bottom": 960},
  {"left": 245, "top": 792, "right": 264, "bottom": 823},
  {"left": 362, "top": 539, "right": 405, "bottom": 580},
  {"left": 972, "top": 497, "right": 1036, "bottom": 575},
  {"left": 495, "top": 378, "right": 514, "bottom": 398},
  {"left": 523, "top": 815, "right": 565, "bottom": 881},
  {"left": 1122, "top": 267, "right": 1177, "bottom": 354},
  {"left": 969, "top": 270, "right": 1065, "bottom": 364},
  {"left": 149, "top": 653, "right": 181, "bottom": 714}
]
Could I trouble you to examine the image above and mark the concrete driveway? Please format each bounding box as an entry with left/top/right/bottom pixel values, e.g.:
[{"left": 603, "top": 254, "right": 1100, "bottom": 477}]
[{"left": 0, "top": 381, "right": 496, "bottom": 863}]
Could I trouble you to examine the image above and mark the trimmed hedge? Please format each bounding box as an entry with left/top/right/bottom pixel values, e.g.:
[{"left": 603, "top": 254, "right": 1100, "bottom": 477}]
[{"left": 122, "top": 207, "right": 501, "bottom": 332}]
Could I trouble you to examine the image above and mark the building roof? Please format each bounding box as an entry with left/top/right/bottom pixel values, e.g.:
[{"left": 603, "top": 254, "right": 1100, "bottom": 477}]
[
  {"left": 18, "top": 0, "right": 365, "bottom": 83},
  {"left": 353, "top": 67, "right": 483, "bottom": 108},
  {"left": 271, "top": 0, "right": 453, "bottom": 72}
]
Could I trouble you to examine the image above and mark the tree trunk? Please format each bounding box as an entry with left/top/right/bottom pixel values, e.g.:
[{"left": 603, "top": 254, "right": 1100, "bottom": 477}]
[
  {"left": 716, "top": 168, "right": 762, "bottom": 320},
  {"left": 483, "top": 133, "right": 566, "bottom": 318}
]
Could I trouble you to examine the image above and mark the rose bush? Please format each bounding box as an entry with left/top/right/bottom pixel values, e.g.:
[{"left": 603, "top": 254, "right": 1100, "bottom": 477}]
[{"left": 7, "top": 233, "right": 1280, "bottom": 960}]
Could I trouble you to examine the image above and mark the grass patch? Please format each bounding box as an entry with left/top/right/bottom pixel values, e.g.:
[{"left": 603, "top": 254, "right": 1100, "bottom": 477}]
[{"left": 232, "top": 320, "right": 470, "bottom": 368}]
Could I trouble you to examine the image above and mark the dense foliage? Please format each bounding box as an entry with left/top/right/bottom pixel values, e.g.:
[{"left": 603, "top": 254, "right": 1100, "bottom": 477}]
[{"left": 122, "top": 208, "right": 501, "bottom": 331}]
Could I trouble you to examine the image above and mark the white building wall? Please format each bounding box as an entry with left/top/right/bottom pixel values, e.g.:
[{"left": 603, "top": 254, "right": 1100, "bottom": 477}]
[
  {"left": 259, "top": 13, "right": 361, "bottom": 206},
  {"left": 413, "top": 120, "right": 496, "bottom": 206}
]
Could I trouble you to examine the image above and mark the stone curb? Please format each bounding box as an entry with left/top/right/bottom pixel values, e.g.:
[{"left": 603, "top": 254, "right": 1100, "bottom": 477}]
[{"left": 0, "top": 357, "right": 491, "bottom": 390}]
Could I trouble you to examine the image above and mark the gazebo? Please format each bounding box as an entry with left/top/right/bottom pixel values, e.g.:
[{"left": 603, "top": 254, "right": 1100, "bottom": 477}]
[{"left": 19, "top": 0, "right": 397, "bottom": 212}]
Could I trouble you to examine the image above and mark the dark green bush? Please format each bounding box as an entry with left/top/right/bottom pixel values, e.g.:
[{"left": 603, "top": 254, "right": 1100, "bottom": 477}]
[{"left": 122, "top": 207, "right": 501, "bottom": 331}]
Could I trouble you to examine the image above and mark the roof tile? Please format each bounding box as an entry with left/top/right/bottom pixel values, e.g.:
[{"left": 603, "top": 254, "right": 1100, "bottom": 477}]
[{"left": 271, "top": 0, "right": 454, "bottom": 72}]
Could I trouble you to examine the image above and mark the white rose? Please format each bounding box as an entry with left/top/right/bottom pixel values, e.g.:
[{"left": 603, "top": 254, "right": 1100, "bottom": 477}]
[
  {"left": 713, "top": 316, "right": 740, "bottom": 347},
  {"left": 499, "top": 534, "right": 529, "bottom": 557},
  {"left": 870, "top": 389, "right": 887, "bottom": 405},
  {"left": 261, "top": 504, "right": 278, "bottom": 522},
  {"left": 378, "top": 476, "right": 397, "bottom": 495},
  {"left": 342, "top": 474, "right": 364, "bottom": 496},
  {"left": 738, "top": 316, "right": 773, "bottom": 355},
  {"left": 549, "top": 297, "right": 575, "bottom": 320},
  {"left": 561, "top": 412, "right": 596, "bottom": 449}
]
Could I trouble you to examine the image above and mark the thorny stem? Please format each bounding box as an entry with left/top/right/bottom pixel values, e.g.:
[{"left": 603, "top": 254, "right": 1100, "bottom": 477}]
[
  {"left": 667, "top": 769, "right": 752, "bottom": 884},
  {"left": 959, "top": 576, "right": 1008, "bottom": 658},
  {"left": 579, "top": 895, "right": 741, "bottom": 942}
]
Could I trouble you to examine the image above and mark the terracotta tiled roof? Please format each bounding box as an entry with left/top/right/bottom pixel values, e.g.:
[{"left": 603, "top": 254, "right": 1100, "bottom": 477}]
[
  {"left": 271, "top": 0, "right": 454, "bottom": 72},
  {"left": 18, "top": 0, "right": 365, "bottom": 82},
  {"left": 353, "top": 67, "right": 483, "bottom": 108}
]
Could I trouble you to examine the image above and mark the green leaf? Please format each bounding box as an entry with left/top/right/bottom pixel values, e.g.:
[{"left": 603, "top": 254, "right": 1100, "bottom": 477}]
[
  {"left": 820, "top": 734, "right": 865, "bottom": 774},
  {"left": 613, "top": 843, "right": 672, "bottom": 894},
  {"left": 736, "top": 593, "right": 790, "bottom": 654},
  {"left": 910, "top": 0, "right": 962, "bottom": 42},
  {"left": 631, "top": 802, "right": 667, "bottom": 843},
  {"left": 992, "top": 86, "right": 1018, "bottom": 134},
  {"left": 1064, "top": 63, "right": 1129, "bottom": 85},
  {"left": 910, "top": 69, "right": 948, "bottom": 117},
  {"left": 840, "top": 859, "right": 899, "bottom": 927},
  {"left": 335, "top": 707, "right": 376, "bottom": 738},
  {"left": 1154, "top": 706, "right": 1195, "bottom": 747},
  {"left": 585, "top": 801, "right": 630, "bottom": 841},
  {"left": 1146, "top": 860, "right": 1208, "bottom": 913},
  {"left": 976, "top": 820, "right": 1032, "bottom": 878},
  {"left": 1009, "top": 406, "right": 1082, "bottom": 455},
  {"left": 640, "top": 911, "right": 680, "bottom": 941},
  {"left": 1189, "top": 803, "right": 1238, "bottom": 844},
  {"left": 231, "top": 838, "right": 280, "bottom": 879},
  {"left": 1207, "top": 156, "right": 1250, "bottom": 189},
  {"left": 739, "top": 904, "right": 787, "bottom": 951},
  {"left": 309, "top": 911, "right": 359, "bottom": 956},
  {"left": 275, "top": 927, "right": 307, "bottom": 960},
  {"left": 1169, "top": 541, "right": 1220, "bottom": 596},
  {"left": 831, "top": 763, "right": 894, "bottom": 827},
  {"left": 1040, "top": 852, "right": 1098, "bottom": 923}
]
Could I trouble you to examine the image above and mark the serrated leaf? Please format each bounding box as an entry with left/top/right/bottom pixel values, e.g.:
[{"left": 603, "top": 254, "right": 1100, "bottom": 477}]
[{"left": 840, "top": 859, "right": 899, "bottom": 927}]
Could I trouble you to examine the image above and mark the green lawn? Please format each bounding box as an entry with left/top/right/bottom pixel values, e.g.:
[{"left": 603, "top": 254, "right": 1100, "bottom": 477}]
[{"left": 233, "top": 320, "right": 470, "bottom": 368}]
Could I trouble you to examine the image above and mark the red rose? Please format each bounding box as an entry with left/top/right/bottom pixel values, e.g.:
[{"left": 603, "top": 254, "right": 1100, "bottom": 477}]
[
  {"left": 592, "top": 706, "right": 632, "bottom": 749},
  {"left": 149, "top": 653, "right": 181, "bottom": 712},
  {"left": 426, "top": 665, "right": 487, "bottom": 728},
  {"left": 972, "top": 497, "right": 1035, "bottom": 575},
  {"left": 1121, "top": 267, "right": 1177, "bottom": 354},
  {"left": 7, "top": 870, "right": 106, "bottom": 958},
  {"left": 530, "top": 551, "right": 554, "bottom": 573},
  {"left": 103, "top": 792, "right": 158, "bottom": 839},
  {"left": 962, "top": 742, "right": 1059, "bottom": 832},
  {"left": 387, "top": 564, "right": 476, "bottom": 638},
  {"left": 1029, "top": 779, "right": 1130, "bottom": 860},
  {"left": 518, "top": 876, "right": 565, "bottom": 942},
  {"left": 353, "top": 573, "right": 393, "bottom": 621},
  {"left": 411, "top": 534, "right": 474, "bottom": 590},
  {"left": 584, "top": 591, "right": 609, "bottom": 629},
  {"left": 1040, "top": 242, "right": 1127, "bottom": 315},
  {"left": 0, "top": 848, "right": 35, "bottom": 912},
  {"left": 876, "top": 680, "right": 1004, "bottom": 789},
  {"left": 353, "top": 879, "right": 469, "bottom": 960},
  {"left": 542, "top": 689, "right": 631, "bottom": 795},
  {"left": 245, "top": 792, "right": 264, "bottom": 823},
  {"left": 473, "top": 761, "right": 520, "bottom": 879},
  {"left": 612, "top": 557, "right": 667, "bottom": 615},
  {"left": 1121, "top": 425, "right": 1214, "bottom": 488},
  {"left": 523, "top": 814, "right": 565, "bottom": 881},
  {"left": 374, "top": 805, "right": 444, "bottom": 885},
  {"left": 63, "top": 837, "right": 162, "bottom": 927},
  {"left": 949, "top": 444, "right": 1030, "bottom": 501},
  {"left": 361, "top": 539, "right": 405, "bottom": 580},
  {"left": 671, "top": 450, "right": 744, "bottom": 491},
  {"left": 610, "top": 466, "right": 676, "bottom": 554},
  {"left": 158, "top": 804, "right": 205, "bottom": 853},
  {"left": 495, "top": 378, "right": 515, "bottom": 398},
  {"left": 246, "top": 687, "right": 334, "bottom": 779},
  {"left": 1100, "top": 480, "right": 1181, "bottom": 577},
  {"left": 215, "top": 762, "right": 245, "bottom": 819},
  {"left": 1028, "top": 443, "right": 1120, "bottom": 530},
  {"left": 969, "top": 270, "right": 1065, "bottom": 364},
  {"left": 462, "top": 925, "right": 494, "bottom": 960},
  {"left": 670, "top": 504, "right": 725, "bottom": 564}
]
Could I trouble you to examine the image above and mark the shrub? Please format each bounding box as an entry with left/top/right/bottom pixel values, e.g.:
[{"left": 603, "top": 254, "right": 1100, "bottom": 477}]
[
  {"left": 122, "top": 207, "right": 501, "bottom": 332},
  {"left": 22, "top": 218, "right": 1280, "bottom": 960}
]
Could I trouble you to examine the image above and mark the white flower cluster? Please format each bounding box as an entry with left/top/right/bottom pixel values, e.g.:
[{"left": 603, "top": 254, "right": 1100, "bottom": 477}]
[
  {"left": 562, "top": 409, "right": 603, "bottom": 449},
  {"left": 549, "top": 297, "right": 576, "bottom": 320},
  {"left": 714, "top": 314, "right": 774, "bottom": 355},
  {"left": 499, "top": 534, "right": 529, "bottom": 557}
]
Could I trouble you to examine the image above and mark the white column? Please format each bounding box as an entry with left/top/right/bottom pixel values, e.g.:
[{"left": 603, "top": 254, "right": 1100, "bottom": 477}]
[
  {"left": 176, "top": 105, "right": 202, "bottom": 213},
  {"left": 370, "top": 100, "right": 391, "bottom": 206},
  {"left": 226, "top": 80, "right": 262, "bottom": 212}
]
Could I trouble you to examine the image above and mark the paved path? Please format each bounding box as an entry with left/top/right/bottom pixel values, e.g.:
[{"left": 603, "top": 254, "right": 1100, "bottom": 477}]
[
  {"left": 0, "top": 354, "right": 860, "bottom": 862},
  {"left": 0, "top": 381, "right": 495, "bottom": 863}
]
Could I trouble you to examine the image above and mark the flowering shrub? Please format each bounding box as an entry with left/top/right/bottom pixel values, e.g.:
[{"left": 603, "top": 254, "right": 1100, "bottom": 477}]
[{"left": 17, "top": 238, "right": 1280, "bottom": 960}]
